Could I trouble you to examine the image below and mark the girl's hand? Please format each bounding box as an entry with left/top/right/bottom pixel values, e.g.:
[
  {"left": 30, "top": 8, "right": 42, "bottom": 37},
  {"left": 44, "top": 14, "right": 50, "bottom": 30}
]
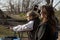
[{"left": 10, "top": 27, "right": 13, "bottom": 31}]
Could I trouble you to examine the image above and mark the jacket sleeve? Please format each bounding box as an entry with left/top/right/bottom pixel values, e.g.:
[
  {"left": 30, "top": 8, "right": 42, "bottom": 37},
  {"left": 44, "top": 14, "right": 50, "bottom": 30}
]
[{"left": 13, "top": 21, "right": 34, "bottom": 31}]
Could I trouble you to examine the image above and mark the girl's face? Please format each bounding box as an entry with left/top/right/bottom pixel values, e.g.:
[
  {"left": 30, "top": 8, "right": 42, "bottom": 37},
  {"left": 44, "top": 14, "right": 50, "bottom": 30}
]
[
  {"left": 40, "top": 9, "right": 44, "bottom": 19},
  {"left": 40, "top": 7, "right": 47, "bottom": 19},
  {"left": 26, "top": 13, "right": 32, "bottom": 21}
]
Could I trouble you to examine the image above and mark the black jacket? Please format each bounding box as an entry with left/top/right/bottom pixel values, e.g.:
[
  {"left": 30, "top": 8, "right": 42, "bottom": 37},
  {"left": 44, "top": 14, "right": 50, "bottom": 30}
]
[{"left": 37, "top": 21, "right": 58, "bottom": 40}]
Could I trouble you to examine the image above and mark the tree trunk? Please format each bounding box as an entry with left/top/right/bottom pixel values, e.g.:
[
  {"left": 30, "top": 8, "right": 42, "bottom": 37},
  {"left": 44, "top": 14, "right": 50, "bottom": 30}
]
[{"left": 45, "top": 0, "right": 53, "bottom": 6}]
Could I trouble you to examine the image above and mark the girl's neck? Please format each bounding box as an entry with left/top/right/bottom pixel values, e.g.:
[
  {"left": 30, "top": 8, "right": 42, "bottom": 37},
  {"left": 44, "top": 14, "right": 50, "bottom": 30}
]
[{"left": 41, "top": 18, "right": 48, "bottom": 24}]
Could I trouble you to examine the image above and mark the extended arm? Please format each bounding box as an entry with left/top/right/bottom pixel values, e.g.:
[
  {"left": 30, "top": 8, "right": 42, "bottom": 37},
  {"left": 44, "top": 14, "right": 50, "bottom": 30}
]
[{"left": 13, "top": 21, "right": 34, "bottom": 31}]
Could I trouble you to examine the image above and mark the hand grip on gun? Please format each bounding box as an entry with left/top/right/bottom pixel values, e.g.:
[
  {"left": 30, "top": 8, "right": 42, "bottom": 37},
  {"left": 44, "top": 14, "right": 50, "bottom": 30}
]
[{"left": 6, "top": 26, "right": 13, "bottom": 31}]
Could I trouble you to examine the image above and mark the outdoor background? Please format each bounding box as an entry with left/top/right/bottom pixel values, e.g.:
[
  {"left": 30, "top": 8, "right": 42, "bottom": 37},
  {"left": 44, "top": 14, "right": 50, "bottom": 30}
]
[{"left": 0, "top": 0, "right": 60, "bottom": 40}]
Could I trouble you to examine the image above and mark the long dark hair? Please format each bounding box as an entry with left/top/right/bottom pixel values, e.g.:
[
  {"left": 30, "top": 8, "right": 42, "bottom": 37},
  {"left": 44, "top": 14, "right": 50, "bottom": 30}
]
[{"left": 41, "top": 5, "right": 57, "bottom": 33}]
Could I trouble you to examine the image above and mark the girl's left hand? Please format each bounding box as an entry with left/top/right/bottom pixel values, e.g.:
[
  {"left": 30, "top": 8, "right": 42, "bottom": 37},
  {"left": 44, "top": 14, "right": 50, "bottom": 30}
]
[{"left": 10, "top": 27, "right": 13, "bottom": 30}]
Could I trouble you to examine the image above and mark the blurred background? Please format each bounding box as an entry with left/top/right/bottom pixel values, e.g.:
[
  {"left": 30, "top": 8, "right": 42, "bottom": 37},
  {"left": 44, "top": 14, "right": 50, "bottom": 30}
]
[{"left": 0, "top": 0, "right": 60, "bottom": 40}]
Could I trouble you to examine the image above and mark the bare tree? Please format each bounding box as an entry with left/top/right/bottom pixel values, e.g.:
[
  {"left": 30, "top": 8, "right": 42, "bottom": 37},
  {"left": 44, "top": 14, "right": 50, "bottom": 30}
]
[
  {"left": 54, "top": 1, "right": 60, "bottom": 8},
  {"left": 22, "top": 0, "right": 31, "bottom": 13},
  {"left": 5, "top": 0, "right": 15, "bottom": 14},
  {"left": 17, "top": 0, "right": 20, "bottom": 14},
  {"left": 21, "top": 0, "right": 42, "bottom": 13},
  {"left": 1, "top": 0, "right": 42, "bottom": 13},
  {"left": 23, "top": 0, "right": 30, "bottom": 13},
  {"left": 4, "top": 0, "right": 21, "bottom": 14},
  {"left": 45, "top": 0, "right": 53, "bottom": 6}
]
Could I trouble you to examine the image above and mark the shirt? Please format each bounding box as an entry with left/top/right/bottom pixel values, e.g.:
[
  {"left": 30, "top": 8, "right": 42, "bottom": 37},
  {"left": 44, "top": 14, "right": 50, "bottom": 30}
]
[{"left": 13, "top": 21, "right": 34, "bottom": 31}]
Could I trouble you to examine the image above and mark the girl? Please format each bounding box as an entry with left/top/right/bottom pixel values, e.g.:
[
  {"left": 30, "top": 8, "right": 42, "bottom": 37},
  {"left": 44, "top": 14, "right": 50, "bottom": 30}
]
[
  {"left": 10, "top": 11, "right": 40, "bottom": 40},
  {"left": 37, "top": 5, "right": 58, "bottom": 40}
]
